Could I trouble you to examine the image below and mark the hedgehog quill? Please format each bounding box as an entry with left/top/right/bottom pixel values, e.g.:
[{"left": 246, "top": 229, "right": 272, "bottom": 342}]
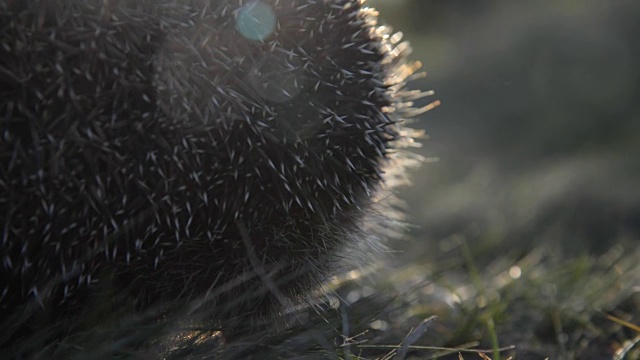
[{"left": 0, "top": 0, "right": 437, "bottom": 356}]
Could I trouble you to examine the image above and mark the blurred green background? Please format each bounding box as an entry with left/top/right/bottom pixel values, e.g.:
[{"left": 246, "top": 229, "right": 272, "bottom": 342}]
[
  {"left": 370, "top": 0, "right": 640, "bottom": 255},
  {"left": 349, "top": 1, "right": 640, "bottom": 358}
]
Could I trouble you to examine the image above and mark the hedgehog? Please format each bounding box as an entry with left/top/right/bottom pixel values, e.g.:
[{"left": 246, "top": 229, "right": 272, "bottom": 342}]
[{"left": 0, "top": 0, "right": 436, "bottom": 356}]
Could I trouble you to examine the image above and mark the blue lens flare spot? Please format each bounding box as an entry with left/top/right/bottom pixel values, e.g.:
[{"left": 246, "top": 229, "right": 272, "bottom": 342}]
[{"left": 236, "top": 2, "right": 276, "bottom": 42}]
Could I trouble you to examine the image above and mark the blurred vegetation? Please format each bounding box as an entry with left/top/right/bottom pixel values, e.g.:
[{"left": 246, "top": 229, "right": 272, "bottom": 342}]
[{"left": 343, "top": 0, "right": 640, "bottom": 358}]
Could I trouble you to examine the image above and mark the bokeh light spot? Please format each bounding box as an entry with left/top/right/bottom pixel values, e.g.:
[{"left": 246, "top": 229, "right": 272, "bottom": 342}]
[
  {"left": 509, "top": 265, "right": 522, "bottom": 279},
  {"left": 369, "top": 320, "right": 389, "bottom": 331},
  {"left": 236, "top": 1, "right": 276, "bottom": 42}
]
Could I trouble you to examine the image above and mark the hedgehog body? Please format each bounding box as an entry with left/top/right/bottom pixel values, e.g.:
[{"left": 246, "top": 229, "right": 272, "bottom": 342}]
[{"left": 0, "top": 0, "right": 430, "bottom": 353}]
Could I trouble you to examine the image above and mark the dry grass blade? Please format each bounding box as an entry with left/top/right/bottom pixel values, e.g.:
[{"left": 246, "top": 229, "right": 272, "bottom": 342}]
[
  {"left": 395, "top": 316, "right": 437, "bottom": 360},
  {"left": 607, "top": 314, "right": 640, "bottom": 333}
]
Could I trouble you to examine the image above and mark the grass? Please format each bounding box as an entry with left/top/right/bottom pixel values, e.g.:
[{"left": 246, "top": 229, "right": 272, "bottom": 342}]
[
  {"left": 297, "top": 238, "right": 640, "bottom": 360},
  {"left": 164, "top": 231, "right": 635, "bottom": 359}
]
